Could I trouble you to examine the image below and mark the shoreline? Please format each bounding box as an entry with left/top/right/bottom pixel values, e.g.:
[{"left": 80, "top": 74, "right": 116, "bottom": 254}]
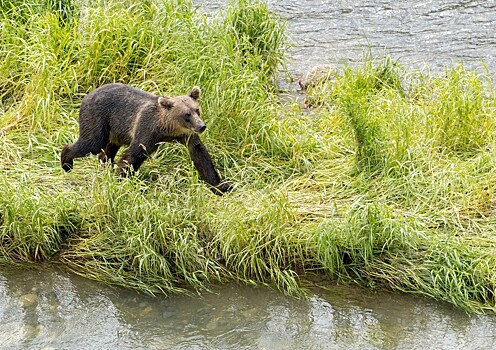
[{"left": 1, "top": 0, "right": 495, "bottom": 313}]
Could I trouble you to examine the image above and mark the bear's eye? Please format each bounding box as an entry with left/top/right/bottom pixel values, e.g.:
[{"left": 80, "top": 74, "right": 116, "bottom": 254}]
[
  {"left": 184, "top": 113, "right": 191, "bottom": 122},
  {"left": 195, "top": 108, "right": 200, "bottom": 115}
]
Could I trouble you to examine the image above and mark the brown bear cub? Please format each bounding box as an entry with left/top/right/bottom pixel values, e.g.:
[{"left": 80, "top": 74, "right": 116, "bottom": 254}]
[{"left": 61, "top": 83, "right": 230, "bottom": 195}]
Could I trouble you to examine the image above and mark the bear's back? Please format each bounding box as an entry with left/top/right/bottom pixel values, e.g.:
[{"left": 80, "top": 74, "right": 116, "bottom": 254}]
[
  {"left": 80, "top": 83, "right": 157, "bottom": 124},
  {"left": 83, "top": 83, "right": 155, "bottom": 109}
]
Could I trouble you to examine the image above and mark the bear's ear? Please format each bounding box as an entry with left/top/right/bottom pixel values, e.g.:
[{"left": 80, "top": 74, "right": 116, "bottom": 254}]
[
  {"left": 189, "top": 86, "right": 201, "bottom": 100},
  {"left": 158, "top": 96, "right": 174, "bottom": 109}
]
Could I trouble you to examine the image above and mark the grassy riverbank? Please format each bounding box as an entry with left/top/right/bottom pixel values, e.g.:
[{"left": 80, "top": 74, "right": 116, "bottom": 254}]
[{"left": 1, "top": 0, "right": 495, "bottom": 313}]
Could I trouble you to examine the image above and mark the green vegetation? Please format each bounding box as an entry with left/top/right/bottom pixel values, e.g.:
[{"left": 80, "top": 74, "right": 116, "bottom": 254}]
[{"left": 1, "top": 0, "right": 495, "bottom": 313}]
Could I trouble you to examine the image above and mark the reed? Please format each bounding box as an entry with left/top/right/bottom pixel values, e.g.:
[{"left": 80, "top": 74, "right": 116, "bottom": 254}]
[{"left": 1, "top": 0, "right": 495, "bottom": 313}]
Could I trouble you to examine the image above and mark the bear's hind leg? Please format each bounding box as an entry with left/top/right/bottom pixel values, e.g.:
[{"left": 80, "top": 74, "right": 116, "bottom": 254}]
[
  {"left": 61, "top": 144, "right": 75, "bottom": 172},
  {"left": 61, "top": 137, "right": 108, "bottom": 172}
]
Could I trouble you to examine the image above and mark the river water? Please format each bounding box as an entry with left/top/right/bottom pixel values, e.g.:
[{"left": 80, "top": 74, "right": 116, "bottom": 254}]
[
  {"left": 2, "top": 1, "right": 496, "bottom": 349},
  {"left": 195, "top": 0, "right": 496, "bottom": 76},
  {"left": 1, "top": 266, "right": 495, "bottom": 349}
]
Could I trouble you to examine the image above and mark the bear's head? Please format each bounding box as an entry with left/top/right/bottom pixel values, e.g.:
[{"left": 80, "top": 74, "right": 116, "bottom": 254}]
[{"left": 158, "top": 86, "right": 205, "bottom": 136}]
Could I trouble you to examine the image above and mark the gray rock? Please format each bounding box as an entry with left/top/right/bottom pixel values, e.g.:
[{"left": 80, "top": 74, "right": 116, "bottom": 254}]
[{"left": 299, "top": 64, "right": 339, "bottom": 90}]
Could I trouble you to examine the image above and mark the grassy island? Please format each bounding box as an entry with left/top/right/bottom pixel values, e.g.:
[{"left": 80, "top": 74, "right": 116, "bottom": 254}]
[{"left": 1, "top": 0, "right": 495, "bottom": 313}]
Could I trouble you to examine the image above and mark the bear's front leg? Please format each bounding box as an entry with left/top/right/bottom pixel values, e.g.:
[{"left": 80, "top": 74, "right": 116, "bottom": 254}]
[
  {"left": 180, "top": 134, "right": 231, "bottom": 195},
  {"left": 117, "top": 142, "right": 153, "bottom": 175},
  {"left": 98, "top": 142, "right": 121, "bottom": 164}
]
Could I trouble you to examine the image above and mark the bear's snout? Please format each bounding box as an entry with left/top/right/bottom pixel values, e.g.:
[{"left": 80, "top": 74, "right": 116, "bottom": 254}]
[{"left": 197, "top": 124, "right": 206, "bottom": 133}]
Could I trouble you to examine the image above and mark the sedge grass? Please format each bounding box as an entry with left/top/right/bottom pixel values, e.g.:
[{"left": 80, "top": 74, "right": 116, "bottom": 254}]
[{"left": 0, "top": 0, "right": 495, "bottom": 313}]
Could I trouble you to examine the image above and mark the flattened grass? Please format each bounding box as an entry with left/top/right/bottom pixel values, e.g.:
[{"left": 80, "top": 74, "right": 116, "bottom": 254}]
[{"left": 1, "top": 0, "right": 495, "bottom": 313}]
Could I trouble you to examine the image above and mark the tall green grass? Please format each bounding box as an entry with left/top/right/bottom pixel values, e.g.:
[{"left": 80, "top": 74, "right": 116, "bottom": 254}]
[{"left": 1, "top": 0, "right": 495, "bottom": 313}]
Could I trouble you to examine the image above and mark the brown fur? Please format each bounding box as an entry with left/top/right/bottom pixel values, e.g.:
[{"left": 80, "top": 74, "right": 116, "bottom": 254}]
[{"left": 61, "top": 83, "right": 231, "bottom": 195}]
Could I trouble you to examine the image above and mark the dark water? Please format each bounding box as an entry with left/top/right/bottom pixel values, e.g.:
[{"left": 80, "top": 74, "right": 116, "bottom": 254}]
[
  {"left": 1, "top": 266, "right": 495, "bottom": 350},
  {"left": 195, "top": 0, "right": 496, "bottom": 75}
]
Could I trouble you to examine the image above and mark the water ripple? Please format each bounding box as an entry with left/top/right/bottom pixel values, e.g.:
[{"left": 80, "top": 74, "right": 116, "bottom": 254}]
[{"left": 194, "top": 0, "right": 496, "bottom": 73}]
